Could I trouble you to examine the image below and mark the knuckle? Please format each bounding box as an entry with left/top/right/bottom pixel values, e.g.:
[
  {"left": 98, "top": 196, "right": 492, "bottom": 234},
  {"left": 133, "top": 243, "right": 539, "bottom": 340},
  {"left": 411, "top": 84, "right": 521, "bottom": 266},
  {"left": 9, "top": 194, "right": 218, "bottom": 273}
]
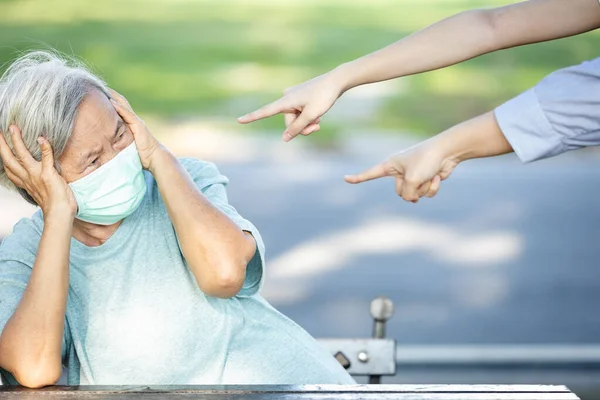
[
  {"left": 403, "top": 193, "right": 418, "bottom": 202},
  {"left": 41, "top": 170, "right": 53, "bottom": 181},
  {"left": 303, "top": 111, "right": 317, "bottom": 121},
  {"left": 404, "top": 176, "right": 420, "bottom": 186}
]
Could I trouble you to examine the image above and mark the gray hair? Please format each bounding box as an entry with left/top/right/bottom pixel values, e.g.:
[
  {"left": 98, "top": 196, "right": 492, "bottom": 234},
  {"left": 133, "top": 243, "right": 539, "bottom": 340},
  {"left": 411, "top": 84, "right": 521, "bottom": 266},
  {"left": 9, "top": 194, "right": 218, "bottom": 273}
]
[{"left": 0, "top": 50, "right": 109, "bottom": 206}]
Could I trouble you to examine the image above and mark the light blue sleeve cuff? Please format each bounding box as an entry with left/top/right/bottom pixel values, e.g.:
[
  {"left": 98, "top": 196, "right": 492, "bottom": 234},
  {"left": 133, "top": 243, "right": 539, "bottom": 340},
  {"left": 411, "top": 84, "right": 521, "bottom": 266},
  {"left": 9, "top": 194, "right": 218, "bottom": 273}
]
[
  {"left": 234, "top": 218, "right": 265, "bottom": 298},
  {"left": 494, "top": 88, "right": 566, "bottom": 163}
]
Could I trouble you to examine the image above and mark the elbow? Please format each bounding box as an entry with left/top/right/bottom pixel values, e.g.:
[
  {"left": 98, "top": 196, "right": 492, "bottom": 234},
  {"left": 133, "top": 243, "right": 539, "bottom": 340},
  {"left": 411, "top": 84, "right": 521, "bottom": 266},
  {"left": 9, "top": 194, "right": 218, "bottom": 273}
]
[
  {"left": 481, "top": 6, "right": 515, "bottom": 51},
  {"left": 193, "top": 232, "right": 257, "bottom": 299},
  {"left": 13, "top": 361, "right": 62, "bottom": 388},
  {"left": 197, "top": 251, "right": 250, "bottom": 298},
  {"left": 459, "top": 8, "right": 505, "bottom": 52},
  {"left": 0, "top": 336, "right": 62, "bottom": 388},
  {"left": 199, "top": 265, "right": 246, "bottom": 299},
  {"left": 214, "top": 268, "right": 246, "bottom": 298}
]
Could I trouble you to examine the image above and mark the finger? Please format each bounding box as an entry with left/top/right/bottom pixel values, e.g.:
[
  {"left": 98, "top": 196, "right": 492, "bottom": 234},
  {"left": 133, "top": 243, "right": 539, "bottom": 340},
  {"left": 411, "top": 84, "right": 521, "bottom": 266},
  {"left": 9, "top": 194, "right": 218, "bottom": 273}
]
[
  {"left": 110, "top": 98, "right": 138, "bottom": 125},
  {"left": 238, "top": 99, "right": 290, "bottom": 124},
  {"left": 4, "top": 167, "right": 24, "bottom": 188},
  {"left": 0, "top": 130, "right": 27, "bottom": 177},
  {"left": 284, "top": 113, "right": 320, "bottom": 133},
  {"left": 344, "top": 161, "right": 390, "bottom": 184},
  {"left": 37, "top": 136, "right": 55, "bottom": 171},
  {"left": 298, "top": 116, "right": 321, "bottom": 136},
  {"left": 426, "top": 175, "right": 441, "bottom": 198},
  {"left": 8, "top": 126, "right": 36, "bottom": 168},
  {"left": 417, "top": 179, "right": 432, "bottom": 199},
  {"left": 401, "top": 177, "right": 420, "bottom": 203},
  {"left": 108, "top": 89, "right": 131, "bottom": 109},
  {"left": 283, "top": 110, "right": 317, "bottom": 142},
  {"left": 299, "top": 123, "right": 320, "bottom": 136},
  {"left": 395, "top": 177, "right": 404, "bottom": 197},
  {"left": 284, "top": 112, "right": 297, "bottom": 129}
]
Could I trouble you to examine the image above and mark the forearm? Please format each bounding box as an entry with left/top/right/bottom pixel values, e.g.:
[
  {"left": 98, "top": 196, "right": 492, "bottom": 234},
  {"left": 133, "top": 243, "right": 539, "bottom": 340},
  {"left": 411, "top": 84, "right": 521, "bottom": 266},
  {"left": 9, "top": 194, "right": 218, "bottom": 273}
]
[
  {"left": 0, "top": 211, "right": 73, "bottom": 388},
  {"left": 333, "top": 0, "right": 600, "bottom": 91},
  {"left": 434, "top": 111, "right": 514, "bottom": 164},
  {"left": 149, "top": 148, "right": 255, "bottom": 297}
]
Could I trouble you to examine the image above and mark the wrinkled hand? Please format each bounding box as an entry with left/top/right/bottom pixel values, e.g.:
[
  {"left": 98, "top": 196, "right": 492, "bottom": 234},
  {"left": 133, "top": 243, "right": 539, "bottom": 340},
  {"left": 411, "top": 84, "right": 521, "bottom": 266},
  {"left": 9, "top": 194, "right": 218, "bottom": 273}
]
[
  {"left": 0, "top": 126, "right": 77, "bottom": 216},
  {"left": 109, "top": 89, "right": 162, "bottom": 171},
  {"left": 237, "top": 72, "right": 344, "bottom": 142},
  {"left": 344, "top": 141, "right": 458, "bottom": 203}
]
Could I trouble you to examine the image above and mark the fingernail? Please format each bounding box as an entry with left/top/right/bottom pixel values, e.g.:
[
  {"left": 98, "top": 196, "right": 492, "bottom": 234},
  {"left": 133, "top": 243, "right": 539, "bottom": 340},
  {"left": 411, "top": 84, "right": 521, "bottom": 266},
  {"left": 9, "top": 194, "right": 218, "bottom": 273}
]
[
  {"left": 9, "top": 127, "right": 14, "bottom": 135},
  {"left": 37, "top": 137, "right": 43, "bottom": 145},
  {"left": 238, "top": 114, "right": 248, "bottom": 120}
]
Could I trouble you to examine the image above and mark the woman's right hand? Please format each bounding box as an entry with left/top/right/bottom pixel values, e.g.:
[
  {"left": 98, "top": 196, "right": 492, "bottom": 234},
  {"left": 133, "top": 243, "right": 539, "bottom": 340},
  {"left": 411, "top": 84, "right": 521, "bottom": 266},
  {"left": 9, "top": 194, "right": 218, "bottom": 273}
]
[
  {"left": 0, "top": 125, "right": 77, "bottom": 217},
  {"left": 344, "top": 139, "right": 458, "bottom": 203},
  {"left": 237, "top": 70, "right": 346, "bottom": 142}
]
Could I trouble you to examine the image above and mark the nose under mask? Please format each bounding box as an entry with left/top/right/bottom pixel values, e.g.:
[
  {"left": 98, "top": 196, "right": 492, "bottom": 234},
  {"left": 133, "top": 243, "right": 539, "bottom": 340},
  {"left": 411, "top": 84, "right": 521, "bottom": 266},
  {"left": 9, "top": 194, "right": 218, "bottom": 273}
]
[{"left": 68, "top": 142, "right": 147, "bottom": 225}]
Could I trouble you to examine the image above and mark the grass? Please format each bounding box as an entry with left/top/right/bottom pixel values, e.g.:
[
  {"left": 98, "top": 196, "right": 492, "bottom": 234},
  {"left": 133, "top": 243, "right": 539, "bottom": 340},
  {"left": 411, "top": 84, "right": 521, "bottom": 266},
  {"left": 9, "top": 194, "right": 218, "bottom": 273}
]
[{"left": 0, "top": 0, "right": 599, "bottom": 140}]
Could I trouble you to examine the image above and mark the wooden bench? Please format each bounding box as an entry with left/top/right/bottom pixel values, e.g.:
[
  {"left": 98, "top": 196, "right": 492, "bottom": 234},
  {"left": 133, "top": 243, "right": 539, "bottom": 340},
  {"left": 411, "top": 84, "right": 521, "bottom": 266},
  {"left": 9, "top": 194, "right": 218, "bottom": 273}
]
[{"left": 0, "top": 384, "right": 580, "bottom": 399}]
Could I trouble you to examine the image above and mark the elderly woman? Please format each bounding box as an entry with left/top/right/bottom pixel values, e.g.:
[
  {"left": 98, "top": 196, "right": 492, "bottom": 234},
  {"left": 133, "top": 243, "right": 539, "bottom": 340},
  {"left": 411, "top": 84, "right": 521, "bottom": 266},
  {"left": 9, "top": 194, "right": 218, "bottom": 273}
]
[{"left": 0, "top": 51, "right": 354, "bottom": 388}]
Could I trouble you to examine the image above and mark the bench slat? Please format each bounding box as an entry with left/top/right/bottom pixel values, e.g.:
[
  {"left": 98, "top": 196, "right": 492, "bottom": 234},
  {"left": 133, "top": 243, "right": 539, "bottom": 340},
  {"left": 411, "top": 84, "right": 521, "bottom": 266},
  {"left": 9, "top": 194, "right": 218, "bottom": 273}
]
[{"left": 0, "top": 384, "right": 580, "bottom": 400}]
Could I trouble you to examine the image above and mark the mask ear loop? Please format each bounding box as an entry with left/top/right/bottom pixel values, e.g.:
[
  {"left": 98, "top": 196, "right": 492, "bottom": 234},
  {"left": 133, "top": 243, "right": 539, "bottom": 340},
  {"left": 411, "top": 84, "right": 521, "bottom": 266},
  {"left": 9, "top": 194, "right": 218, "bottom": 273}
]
[
  {"left": 68, "top": 183, "right": 84, "bottom": 216},
  {"left": 54, "top": 160, "right": 81, "bottom": 215}
]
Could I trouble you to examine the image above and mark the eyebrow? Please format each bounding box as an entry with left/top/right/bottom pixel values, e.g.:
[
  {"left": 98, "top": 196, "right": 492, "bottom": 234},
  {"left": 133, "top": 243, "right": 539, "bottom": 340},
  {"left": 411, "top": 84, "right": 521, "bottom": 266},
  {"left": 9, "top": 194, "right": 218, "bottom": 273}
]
[{"left": 78, "top": 120, "right": 125, "bottom": 167}]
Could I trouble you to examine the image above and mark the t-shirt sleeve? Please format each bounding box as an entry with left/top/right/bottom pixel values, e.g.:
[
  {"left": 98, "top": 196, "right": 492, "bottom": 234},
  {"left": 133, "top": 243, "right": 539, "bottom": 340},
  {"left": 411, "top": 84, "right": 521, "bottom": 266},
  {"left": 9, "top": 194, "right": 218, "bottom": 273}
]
[
  {"left": 0, "top": 219, "right": 71, "bottom": 384},
  {"left": 494, "top": 57, "right": 600, "bottom": 163},
  {"left": 175, "top": 158, "right": 265, "bottom": 297}
]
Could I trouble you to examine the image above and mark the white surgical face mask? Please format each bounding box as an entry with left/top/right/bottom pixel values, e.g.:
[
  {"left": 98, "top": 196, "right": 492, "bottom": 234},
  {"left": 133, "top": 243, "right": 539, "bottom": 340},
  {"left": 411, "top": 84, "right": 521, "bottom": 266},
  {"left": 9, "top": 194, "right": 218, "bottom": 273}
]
[{"left": 69, "top": 142, "right": 147, "bottom": 225}]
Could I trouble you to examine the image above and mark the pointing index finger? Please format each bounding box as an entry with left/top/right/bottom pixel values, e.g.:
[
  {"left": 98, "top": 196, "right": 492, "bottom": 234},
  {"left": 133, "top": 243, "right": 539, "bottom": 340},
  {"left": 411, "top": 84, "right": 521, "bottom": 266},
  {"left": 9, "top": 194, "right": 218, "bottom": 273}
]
[
  {"left": 238, "top": 99, "right": 289, "bottom": 124},
  {"left": 344, "top": 161, "right": 391, "bottom": 184}
]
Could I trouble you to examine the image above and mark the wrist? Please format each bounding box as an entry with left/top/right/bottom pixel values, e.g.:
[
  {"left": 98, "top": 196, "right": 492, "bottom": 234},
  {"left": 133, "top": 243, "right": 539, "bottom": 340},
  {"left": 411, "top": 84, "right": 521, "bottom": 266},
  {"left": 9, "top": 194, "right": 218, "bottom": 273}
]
[
  {"left": 435, "top": 111, "right": 510, "bottom": 164},
  {"left": 427, "top": 127, "right": 469, "bottom": 167},
  {"left": 43, "top": 206, "right": 75, "bottom": 226},
  {"left": 147, "top": 144, "right": 173, "bottom": 175},
  {"left": 330, "top": 62, "right": 359, "bottom": 94}
]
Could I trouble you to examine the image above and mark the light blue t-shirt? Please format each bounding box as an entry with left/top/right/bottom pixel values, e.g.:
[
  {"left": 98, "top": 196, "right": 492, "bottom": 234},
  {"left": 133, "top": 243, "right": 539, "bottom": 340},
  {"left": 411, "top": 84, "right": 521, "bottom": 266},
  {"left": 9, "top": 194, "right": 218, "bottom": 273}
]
[{"left": 0, "top": 158, "right": 354, "bottom": 385}]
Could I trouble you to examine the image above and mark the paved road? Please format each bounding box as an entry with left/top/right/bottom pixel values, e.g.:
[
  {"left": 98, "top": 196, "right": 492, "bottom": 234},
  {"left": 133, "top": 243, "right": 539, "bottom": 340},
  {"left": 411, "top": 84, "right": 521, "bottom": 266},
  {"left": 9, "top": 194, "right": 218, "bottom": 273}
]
[
  {"left": 220, "top": 151, "right": 600, "bottom": 345},
  {"left": 1, "top": 141, "right": 599, "bottom": 346}
]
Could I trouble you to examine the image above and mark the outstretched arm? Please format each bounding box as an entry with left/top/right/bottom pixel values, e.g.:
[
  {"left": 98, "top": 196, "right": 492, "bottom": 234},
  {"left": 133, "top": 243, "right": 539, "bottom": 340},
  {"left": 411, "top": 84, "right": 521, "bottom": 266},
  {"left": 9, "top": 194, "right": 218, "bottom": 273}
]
[
  {"left": 239, "top": 0, "right": 600, "bottom": 141},
  {"left": 346, "top": 57, "right": 600, "bottom": 202}
]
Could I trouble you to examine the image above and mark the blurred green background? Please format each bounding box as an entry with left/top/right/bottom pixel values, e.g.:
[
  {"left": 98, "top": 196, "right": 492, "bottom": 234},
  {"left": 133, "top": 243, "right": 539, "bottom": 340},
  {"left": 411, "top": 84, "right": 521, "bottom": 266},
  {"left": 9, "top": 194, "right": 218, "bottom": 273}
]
[{"left": 0, "top": 0, "right": 598, "bottom": 142}]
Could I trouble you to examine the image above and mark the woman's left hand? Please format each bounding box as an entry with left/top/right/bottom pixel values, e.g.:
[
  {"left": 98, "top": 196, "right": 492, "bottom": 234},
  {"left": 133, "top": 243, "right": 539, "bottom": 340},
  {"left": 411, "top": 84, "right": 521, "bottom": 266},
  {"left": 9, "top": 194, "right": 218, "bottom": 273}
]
[{"left": 109, "top": 89, "right": 163, "bottom": 171}]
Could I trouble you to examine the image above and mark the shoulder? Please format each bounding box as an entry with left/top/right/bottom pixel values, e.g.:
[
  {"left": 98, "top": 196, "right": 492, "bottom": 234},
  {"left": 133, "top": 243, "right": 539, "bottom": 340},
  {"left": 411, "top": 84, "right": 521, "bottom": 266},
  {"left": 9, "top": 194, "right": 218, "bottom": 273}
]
[
  {"left": 0, "top": 211, "right": 43, "bottom": 266},
  {"left": 142, "top": 158, "right": 230, "bottom": 203},
  {"left": 178, "top": 158, "right": 229, "bottom": 189}
]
